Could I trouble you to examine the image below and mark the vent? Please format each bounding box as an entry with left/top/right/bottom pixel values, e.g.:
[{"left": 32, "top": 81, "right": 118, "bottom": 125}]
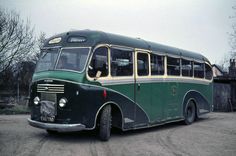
[{"left": 37, "top": 84, "right": 64, "bottom": 93}]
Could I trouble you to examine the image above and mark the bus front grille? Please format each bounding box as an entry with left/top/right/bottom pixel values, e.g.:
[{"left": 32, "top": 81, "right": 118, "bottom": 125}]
[{"left": 37, "top": 84, "right": 64, "bottom": 93}]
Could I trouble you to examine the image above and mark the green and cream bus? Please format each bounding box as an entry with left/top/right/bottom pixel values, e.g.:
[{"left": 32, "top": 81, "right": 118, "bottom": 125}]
[{"left": 28, "top": 30, "right": 213, "bottom": 141}]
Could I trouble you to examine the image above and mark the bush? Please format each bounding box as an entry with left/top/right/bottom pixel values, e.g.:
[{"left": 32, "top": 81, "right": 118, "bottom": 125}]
[{"left": 0, "top": 104, "right": 30, "bottom": 115}]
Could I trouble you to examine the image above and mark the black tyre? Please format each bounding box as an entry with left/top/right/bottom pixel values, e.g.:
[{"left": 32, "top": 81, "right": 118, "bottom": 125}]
[
  {"left": 99, "top": 105, "right": 111, "bottom": 141},
  {"left": 184, "top": 101, "right": 196, "bottom": 125}
]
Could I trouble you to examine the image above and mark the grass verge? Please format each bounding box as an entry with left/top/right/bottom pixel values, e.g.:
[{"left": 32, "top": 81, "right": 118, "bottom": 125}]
[{"left": 0, "top": 105, "right": 30, "bottom": 115}]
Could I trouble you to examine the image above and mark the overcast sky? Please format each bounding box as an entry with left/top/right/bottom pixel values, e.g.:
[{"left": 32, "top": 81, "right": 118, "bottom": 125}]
[{"left": 1, "top": 0, "right": 235, "bottom": 63}]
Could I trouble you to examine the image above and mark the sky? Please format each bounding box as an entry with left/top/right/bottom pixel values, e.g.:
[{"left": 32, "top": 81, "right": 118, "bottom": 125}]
[{"left": 0, "top": 0, "right": 235, "bottom": 64}]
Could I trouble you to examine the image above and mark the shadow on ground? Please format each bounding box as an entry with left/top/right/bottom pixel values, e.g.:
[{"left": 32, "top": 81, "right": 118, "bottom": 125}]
[{"left": 32, "top": 117, "right": 210, "bottom": 143}]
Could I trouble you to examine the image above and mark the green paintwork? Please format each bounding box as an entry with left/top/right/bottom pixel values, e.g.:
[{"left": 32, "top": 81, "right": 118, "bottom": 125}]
[
  {"left": 33, "top": 70, "right": 86, "bottom": 84},
  {"left": 32, "top": 70, "right": 213, "bottom": 125},
  {"left": 33, "top": 30, "right": 213, "bottom": 127},
  {"left": 105, "top": 81, "right": 212, "bottom": 123},
  {"left": 44, "top": 30, "right": 210, "bottom": 63},
  {"left": 106, "top": 84, "right": 135, "bottom": 101}
]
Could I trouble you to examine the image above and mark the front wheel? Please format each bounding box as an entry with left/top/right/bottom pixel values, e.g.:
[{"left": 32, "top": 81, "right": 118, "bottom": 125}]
[
  {"left": 99, "top": 105, "right": 111, "bottom": 141},
  {"left": 184, "top": 101, "right": 196, "bottom": 125}
]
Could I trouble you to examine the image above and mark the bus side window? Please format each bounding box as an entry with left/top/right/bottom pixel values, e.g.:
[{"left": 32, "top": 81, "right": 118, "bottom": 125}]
[
  {"left": 182, "top": 59, "right": 193, "bottom": 77},
  {"left": 137, "top": 53, "right": 149, "bottom": 76},
  {"left": 167, "top": 57, "right": 180, "bottom": 76},
  {"left": 205, "top": 63, "right": 212, "bottom": 80},
  {"left": 194, "top": 62, "right": 204, "bottom": 78},
  {"left": 88, "top": 47, "right": 108, "bottom": 78},
  {"left": 151, "top": 54, "right": 164, "bottom": 75},
  {"left": 111, "top": 48, "right": 133, "bottom": 76}
]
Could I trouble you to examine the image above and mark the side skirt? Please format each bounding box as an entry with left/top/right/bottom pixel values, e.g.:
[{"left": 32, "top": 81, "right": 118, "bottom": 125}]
[{"left": 122, "top": 118, "right": 184, "bottom": 131}]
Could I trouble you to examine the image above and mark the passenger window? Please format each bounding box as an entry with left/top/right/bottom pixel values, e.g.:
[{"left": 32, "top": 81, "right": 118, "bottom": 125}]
[
  {"left": 88, "top": 47, "right": 108, "bottom": 77},
  {"left": 205, "top": 63, "right": 212, "bottom": 80},
  {"left": 167, "top": 57, "right": 180, "bottom": 76},
  {"left": 181, "top": 59, "right": 193, "bottom": 77},
  {"left": 137, "top": 53, "right": 149, "bottom": 76},
  {"left": 151, "top": 54, "right": 164, "bottom": 75},
  {"left": 111, "top": 48, "right": 133, "bottom": 76},
  {"left": 194, "top": 62, "right": 204, "bottom": 78}
]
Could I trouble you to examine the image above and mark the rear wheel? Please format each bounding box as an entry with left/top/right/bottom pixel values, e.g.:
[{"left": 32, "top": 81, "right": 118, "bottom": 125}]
[
  {"left": 184, "top": 100, "right": 196, "bottom": 125},
  {"left": 99, "top": 105, "right": 111, "bottom": 141}
]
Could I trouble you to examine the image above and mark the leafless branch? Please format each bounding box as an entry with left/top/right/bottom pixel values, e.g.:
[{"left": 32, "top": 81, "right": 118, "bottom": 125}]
[{"left": 0, "top": 8, "right": 35, "bottom": 72}]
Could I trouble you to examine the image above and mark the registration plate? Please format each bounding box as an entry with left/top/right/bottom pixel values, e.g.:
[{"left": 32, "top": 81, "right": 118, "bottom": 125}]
[
  {"left": 41, "top": 115, "right": 55, "bottom": 122},
  {"left": 40, "top": 100, "right": 57, "bottom": 122}
]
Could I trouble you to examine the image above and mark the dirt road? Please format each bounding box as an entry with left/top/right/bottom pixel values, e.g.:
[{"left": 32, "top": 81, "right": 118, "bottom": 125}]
[{"left": 0, "top": 113, "right": 236, "bottom": 156}]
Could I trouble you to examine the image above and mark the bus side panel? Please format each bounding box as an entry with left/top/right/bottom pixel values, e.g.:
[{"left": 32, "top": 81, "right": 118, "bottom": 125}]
[
  {"left": 164, "top": 82, "right": 181, "bottom": 120},
  {"left": 136, "top": 82, "right": 168, "bottom": 123},
  {"left": 181, "top": 83, "right": 213, "bottom": 116},
  {"left": 150, "top": 82, "right": 165, "bottom": 122},
  {"left": 106, "top": 84, "right": 150, "bottom": 130},
  {"left": 148, "top": 81, "right": 213, "bottom": 123}
]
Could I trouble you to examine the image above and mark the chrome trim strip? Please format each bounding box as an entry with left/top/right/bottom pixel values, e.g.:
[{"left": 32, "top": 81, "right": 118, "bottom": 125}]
[
  {"left": 99, "top": 79, "right": 135, "bottom": 86},
  {"left": 41, "top": 46, "right": 62, "bottom": 50},
  {"left": 37, "top": 91, "right": 64, "bottom": 93},
  {"left": 37, "top": 84, "right": 65, "bottom": 93},
  {"left": 37, "top": 88, "right": 64, "bottom": 90},
  {"left": 126, "top": 118, "right": 184, "bottom": 131},
  {"left": 28, "top": 118, "right": 87, "bottom": 132},
  {"left": 99, "top": 77, "right": 211, "bottom": 86},
  {"left": 38, "top": 84, "right": 64, "bottom": 86}
]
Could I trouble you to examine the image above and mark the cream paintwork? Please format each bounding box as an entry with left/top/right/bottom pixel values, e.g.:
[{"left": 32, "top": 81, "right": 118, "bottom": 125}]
[{"left": 86, "top": 44, "right": 213, "bottom": 85}]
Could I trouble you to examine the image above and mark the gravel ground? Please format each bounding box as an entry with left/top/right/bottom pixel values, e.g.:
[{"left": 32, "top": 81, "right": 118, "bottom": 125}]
[{"left": 0, "top": 112, "right": 236, "bottom": 156}]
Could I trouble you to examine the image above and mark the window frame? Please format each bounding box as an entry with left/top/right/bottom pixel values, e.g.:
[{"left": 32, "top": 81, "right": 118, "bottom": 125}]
[
  {"left": 166, "top": 55, "right": 181, "bottom": 76},
  {"left": 86, "top": 44, "right": 213, "bottom": 83},
  {"left": 136, "top": 51, "right": 150, "bottom": 77},
  {"left": 193, "top": 61, "right": 205, "bottom": 79},
  {"left": 204, "top": 62, "right": 213, "bottom": 80},
  {"left": 54, "top": 47, "right": 91, "bottom": 73},
  {"left": 87, "top": 44, "right": 135, "bottom": 81},
  {"left": 181, "top": 58, "right": 193, "bottom": 77},
  {"left": 110, "top": 47, "right": 134, "bottom": 77},
  {"left": 87, "top": 45, "right": 109, "bottom": 79},
  {"left": 150, "top": 53, "right": 165, "bottom": 76}
]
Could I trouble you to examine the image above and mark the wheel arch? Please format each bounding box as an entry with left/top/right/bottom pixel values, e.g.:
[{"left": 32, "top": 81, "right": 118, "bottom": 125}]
[
  {"left": 95, "top": 101, "right": 124, "bottom": 130},
  {"left": 182, "top": 90, "right": 211, "bottom": 118}
]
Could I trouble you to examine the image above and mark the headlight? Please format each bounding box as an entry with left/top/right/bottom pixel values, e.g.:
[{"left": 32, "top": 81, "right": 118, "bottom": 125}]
[
  {"left": 34, "top": 96, "right": 40, "bottom": 105},
  {"left": 59, "top": 98, "right": 67, "bottom": 107}
]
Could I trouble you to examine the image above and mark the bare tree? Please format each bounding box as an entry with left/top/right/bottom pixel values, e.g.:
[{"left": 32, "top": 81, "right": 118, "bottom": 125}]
[
  {"left": 30, "top": 32, "right": 46, "bottom": 63},
  {"left": 0, "top": 8, "right": 35, "bottom": 72},
  {"left": 219, "top": 5, "right": 236, "bottom": 70},
  {"left": 229, "top": 5, "right": 236, "bottom": 59}
]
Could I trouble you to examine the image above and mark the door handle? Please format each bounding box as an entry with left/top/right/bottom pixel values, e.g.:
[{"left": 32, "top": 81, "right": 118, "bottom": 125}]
[{"left": 138, "top": 83, "right": 141, "bottom": 91}]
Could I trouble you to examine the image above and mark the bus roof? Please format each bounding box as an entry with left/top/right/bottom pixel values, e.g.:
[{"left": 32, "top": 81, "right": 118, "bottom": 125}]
[{"left": 44, "top": 30, "right": 210, "bottom": 63}]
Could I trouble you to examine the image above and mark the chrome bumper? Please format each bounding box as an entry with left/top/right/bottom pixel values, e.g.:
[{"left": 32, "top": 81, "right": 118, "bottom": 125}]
[{"left": 28, "top": 118, "right": 86, "bottom": 132}]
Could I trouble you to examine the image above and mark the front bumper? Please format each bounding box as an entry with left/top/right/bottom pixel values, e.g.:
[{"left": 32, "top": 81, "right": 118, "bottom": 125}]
[{"left": 28, "top": 118, "right": 86, "bottom": 132}]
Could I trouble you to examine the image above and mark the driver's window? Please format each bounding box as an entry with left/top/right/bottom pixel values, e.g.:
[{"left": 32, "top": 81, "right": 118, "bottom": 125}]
[{"left": 88, "top": 47, "right": 108, "bottom": 78}]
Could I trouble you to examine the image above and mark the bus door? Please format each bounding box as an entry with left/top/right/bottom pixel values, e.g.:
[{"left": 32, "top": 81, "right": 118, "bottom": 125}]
[
  {"left": 134, "top": 51, "right": 152, "bottom": 127},
  {"left": 164, "top": 56, "right": 181, "bottom": 120},
  {"left": 108, "top": 47, "right": 136, "bottom": 129}
]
